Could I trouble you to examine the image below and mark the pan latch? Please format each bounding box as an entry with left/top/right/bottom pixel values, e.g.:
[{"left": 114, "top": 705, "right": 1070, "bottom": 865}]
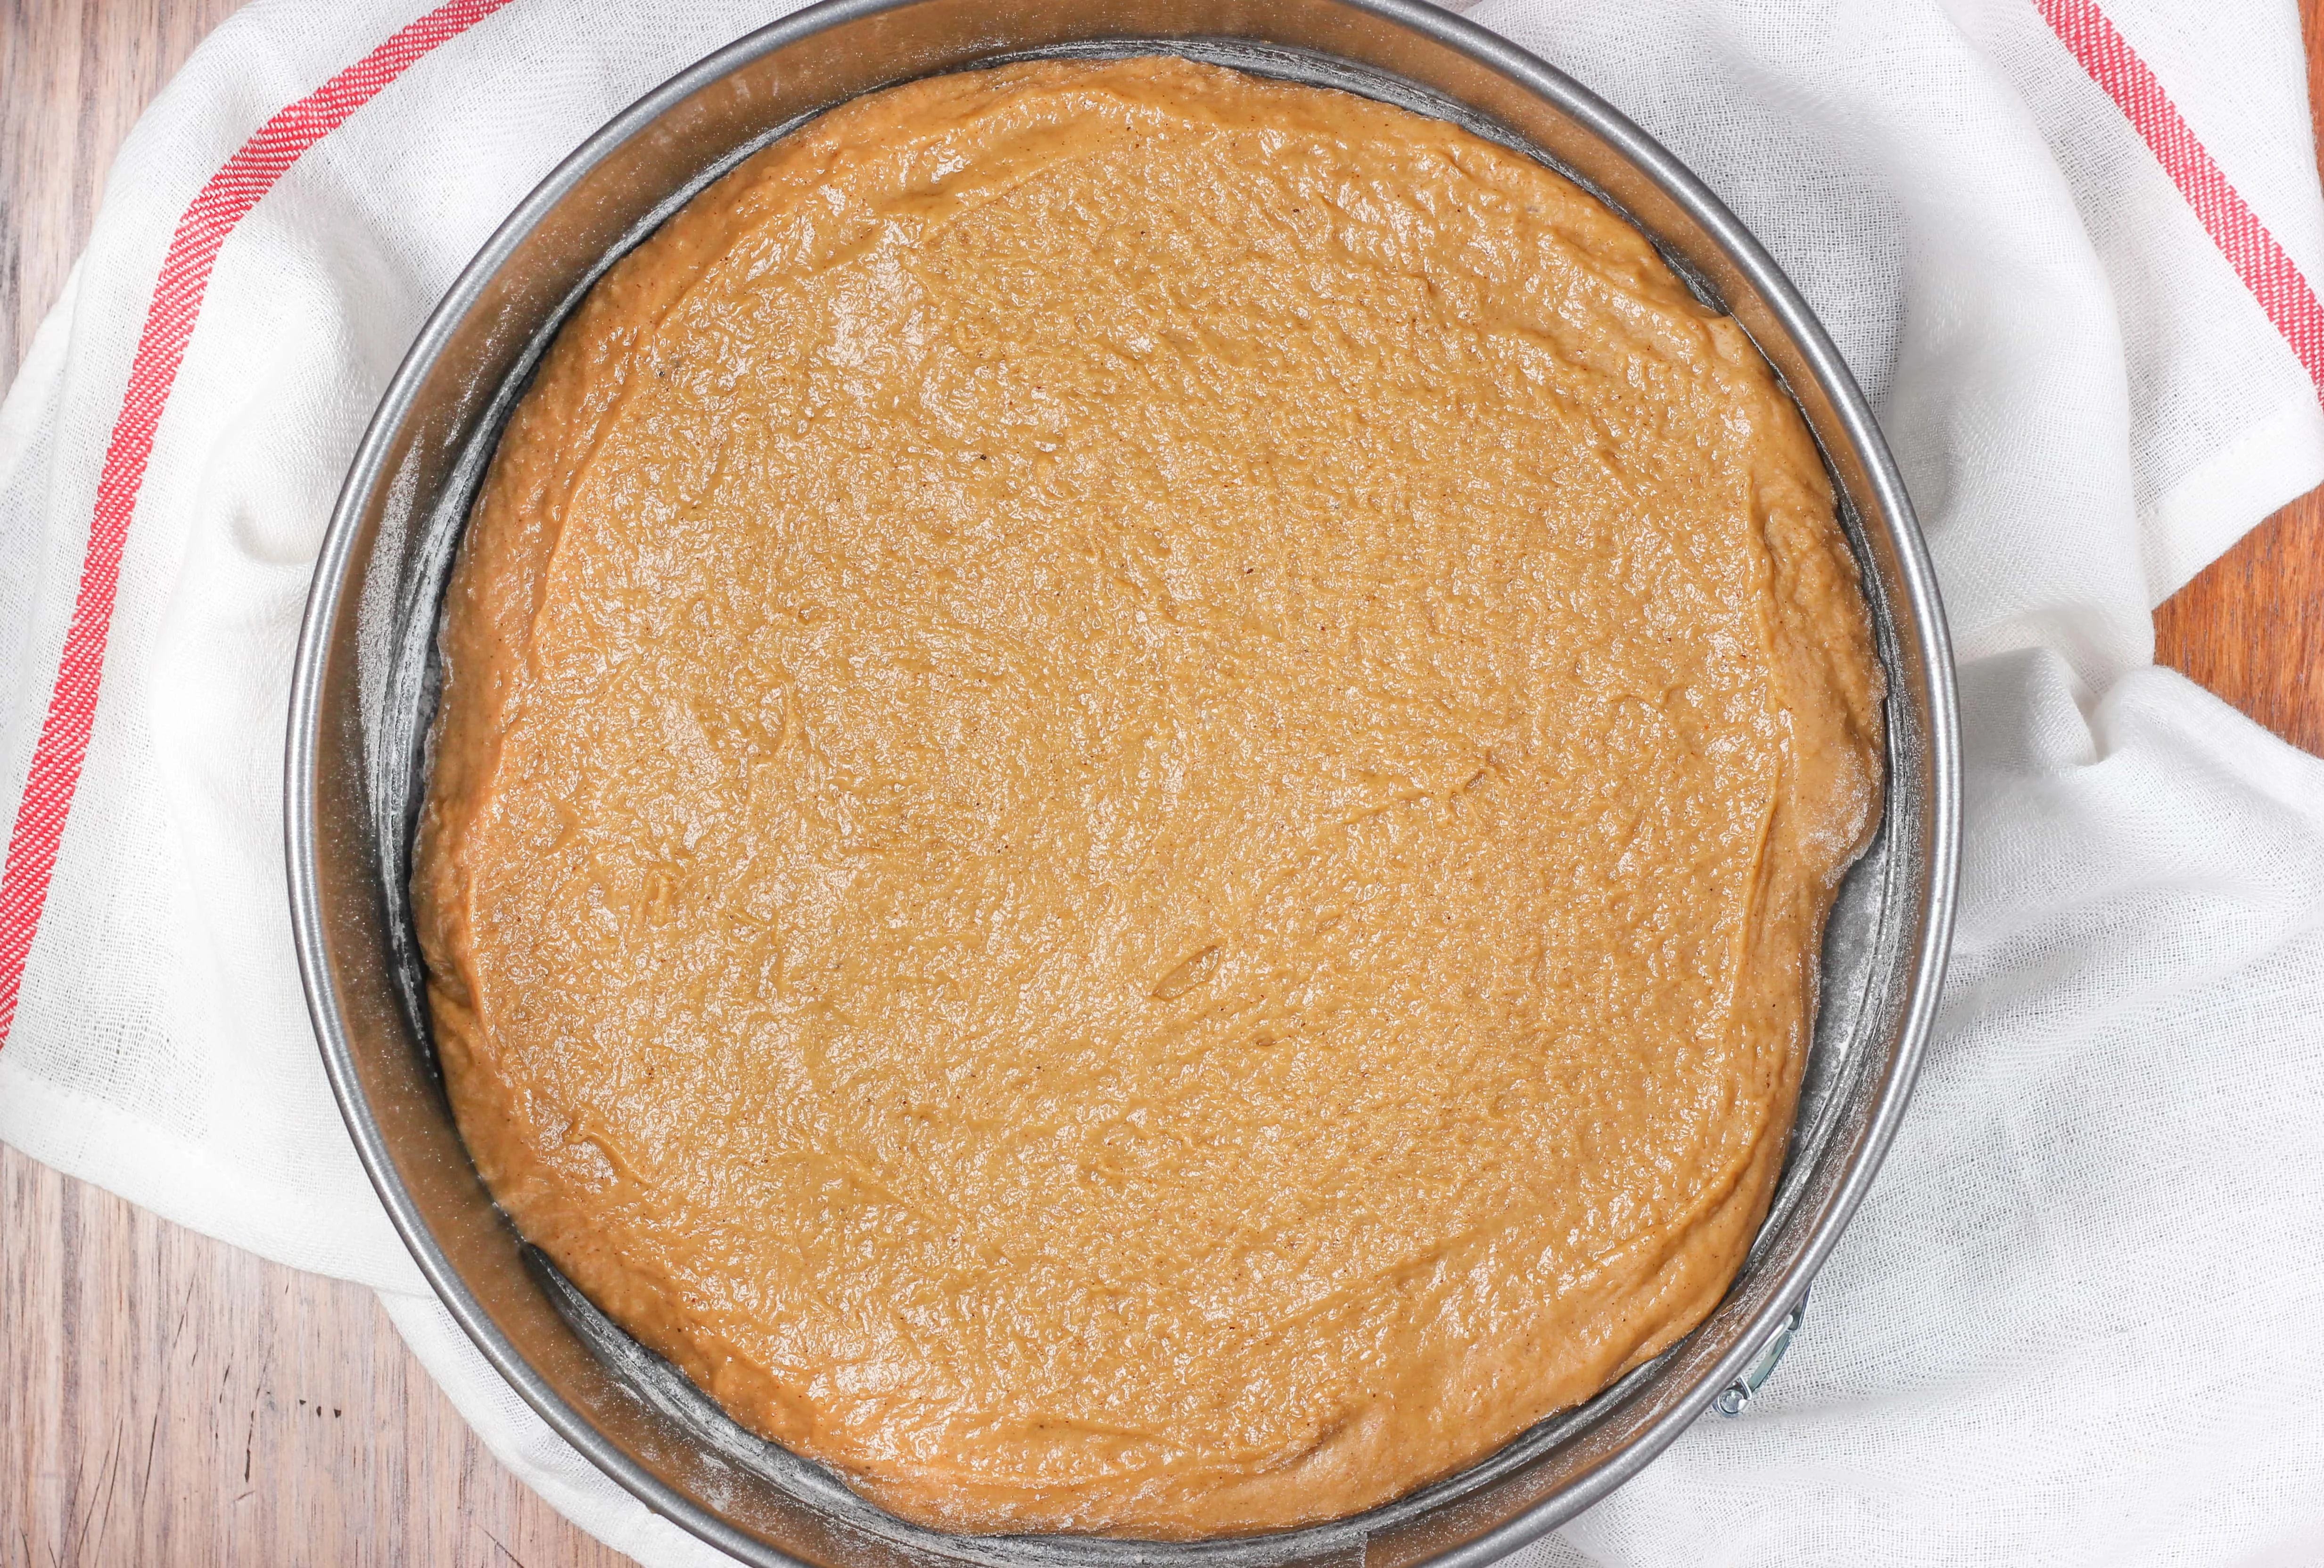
[{"left": 1713, "top": 1293, "right": 1807, "bottom": 1418}]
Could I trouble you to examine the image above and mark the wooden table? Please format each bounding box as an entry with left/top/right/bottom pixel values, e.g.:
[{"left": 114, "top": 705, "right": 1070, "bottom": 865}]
[{"left": 3, "top": 2, "right": 2318, "bottom": 1563}]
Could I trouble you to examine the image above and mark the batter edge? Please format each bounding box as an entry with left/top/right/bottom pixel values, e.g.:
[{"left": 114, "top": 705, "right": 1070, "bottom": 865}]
[{"left": 415, "top": 55, "right": 1884, "bottom": 1540}]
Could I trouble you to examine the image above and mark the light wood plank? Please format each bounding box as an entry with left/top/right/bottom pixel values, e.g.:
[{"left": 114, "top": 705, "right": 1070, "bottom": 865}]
[
  {"left": 0, "top": 1140, "right": 633, "bottom": 1564},
  {"left": 1, "top": 3, "right": 636, "bottom": 1562}
]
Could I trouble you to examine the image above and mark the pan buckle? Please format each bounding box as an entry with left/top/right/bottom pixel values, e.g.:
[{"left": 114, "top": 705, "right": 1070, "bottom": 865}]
[{"left": 1713, "top": 1294, "right": 1807, "bottom": 1418}]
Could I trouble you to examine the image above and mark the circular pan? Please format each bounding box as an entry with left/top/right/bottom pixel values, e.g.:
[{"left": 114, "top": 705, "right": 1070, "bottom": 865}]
[{"left": 287, "top": 2, "right": 1960, "bottom": 1563}]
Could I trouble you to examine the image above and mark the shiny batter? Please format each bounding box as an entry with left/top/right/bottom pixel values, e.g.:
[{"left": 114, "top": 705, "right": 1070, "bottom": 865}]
[{"left": 415, "top": 57, "right": 1883, "bottom": 1539}]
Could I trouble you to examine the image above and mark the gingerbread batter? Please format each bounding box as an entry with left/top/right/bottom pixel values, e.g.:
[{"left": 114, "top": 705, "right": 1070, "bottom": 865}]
[{"left": 415, "top": 56, "right": 1883, "bottom": 1538}]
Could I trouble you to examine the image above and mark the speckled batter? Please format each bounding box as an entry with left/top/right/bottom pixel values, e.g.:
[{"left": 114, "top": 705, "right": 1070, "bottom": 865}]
[{"left": 414, "top": 56, "right": 1883, "bottom": 1539}]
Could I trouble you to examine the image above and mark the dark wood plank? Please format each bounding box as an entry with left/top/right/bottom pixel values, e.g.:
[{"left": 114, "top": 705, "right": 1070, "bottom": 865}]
[
  {"left": 2149, "top": 0, "right": 2324, "bottom": 756},
  {"left": 2154, "top": 491, "right": 2324, "bottom": 755}
]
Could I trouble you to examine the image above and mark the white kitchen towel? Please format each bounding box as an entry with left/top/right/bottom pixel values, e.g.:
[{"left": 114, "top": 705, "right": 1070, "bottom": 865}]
[{"left": 3, "top": 0, "right": 2322, "bottom": 1563}]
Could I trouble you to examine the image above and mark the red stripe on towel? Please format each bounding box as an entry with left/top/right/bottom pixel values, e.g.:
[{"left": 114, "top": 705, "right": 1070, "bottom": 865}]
[
  {"left": 0, "top": 0, "right": 515, "bottom": 1046},
  {"left": 2036, "top": 0, "right": 2324, "bottom": 398}
]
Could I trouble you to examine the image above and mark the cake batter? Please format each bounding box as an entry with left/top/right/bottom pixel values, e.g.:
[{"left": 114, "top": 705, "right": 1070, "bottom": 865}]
[{"left": 415, "top": 56, "right": 1884, "bottom": 1538}]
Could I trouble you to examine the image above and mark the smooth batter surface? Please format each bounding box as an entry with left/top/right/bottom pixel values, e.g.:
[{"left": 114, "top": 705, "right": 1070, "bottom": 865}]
[{"left": 415, "top": 57, "right": 1883, "bottom": 1538}]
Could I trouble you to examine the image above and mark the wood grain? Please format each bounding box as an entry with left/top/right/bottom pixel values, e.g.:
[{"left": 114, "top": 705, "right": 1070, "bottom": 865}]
[
  {"left": 0, "top": 0, "right": 246, "bottom": 379},
  {"left": 1, "top": 10, "right": 622, "bottom": 1568},
  {"left": 2148, "top": 0, "right": 2324, "bottom": 755},
  {"left": 0, "top": 0, "right": 2320, "bottom": 1565},
  {"left": 0, "top": 1143, "right": 628, "bottom": 1567},
  {"left": 2154, "top": 490, "right": 2324, "bottom": 754}
]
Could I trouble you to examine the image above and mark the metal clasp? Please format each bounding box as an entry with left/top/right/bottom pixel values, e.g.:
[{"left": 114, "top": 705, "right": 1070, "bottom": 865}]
[{"left": 1713, "top": 1293, "right": 1806, "bottom": 1418}]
